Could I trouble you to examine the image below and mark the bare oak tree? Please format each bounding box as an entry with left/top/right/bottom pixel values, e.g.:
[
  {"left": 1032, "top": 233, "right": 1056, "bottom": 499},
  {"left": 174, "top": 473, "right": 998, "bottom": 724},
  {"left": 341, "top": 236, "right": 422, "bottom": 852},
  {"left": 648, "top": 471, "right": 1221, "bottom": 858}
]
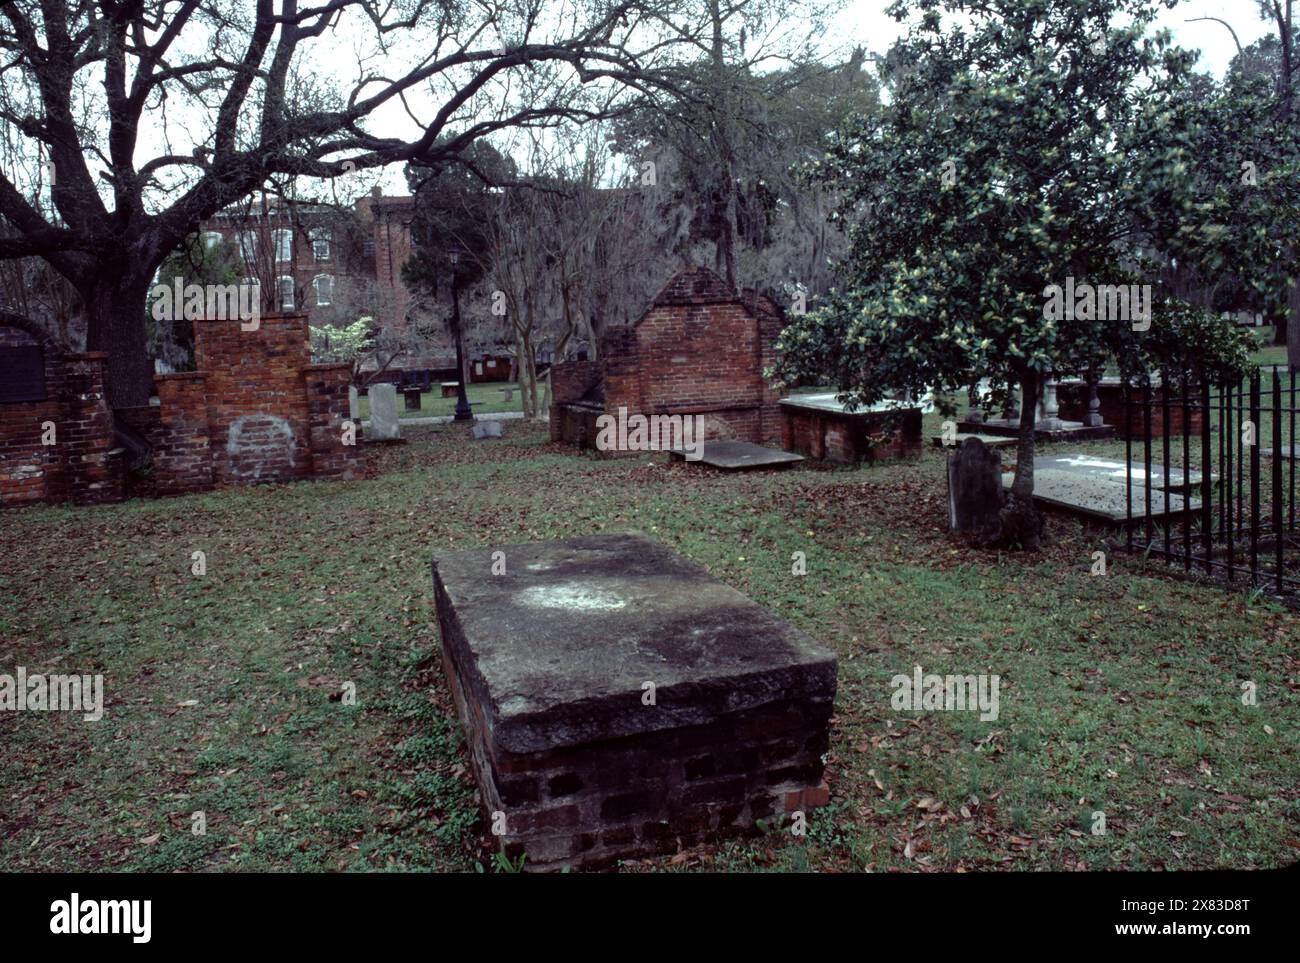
[{"left": 0, "top": 0, "right": 695, "bottom": 405}]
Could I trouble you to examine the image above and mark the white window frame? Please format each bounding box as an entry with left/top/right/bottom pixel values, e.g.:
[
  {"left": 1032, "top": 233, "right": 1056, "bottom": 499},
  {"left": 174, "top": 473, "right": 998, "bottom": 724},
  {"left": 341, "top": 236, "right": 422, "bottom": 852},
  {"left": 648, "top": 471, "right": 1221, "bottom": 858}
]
[
  {"left": 273, "top": 229, "right": 293, "bottom": 263},
  {"left": 277, "top": 276, "right": 295, "bottom": 311},
  {"left": 239, "top": 230, "right": 258, "bottom": 263},
  {"left": 310, "top": 228, "right": 331, "bottom": 262},
  {"left": 202, "top": 231, "right": 223, "bottom": 251},
  {"left": 312, "top": 274, "right": 333, "bottom": 307}
]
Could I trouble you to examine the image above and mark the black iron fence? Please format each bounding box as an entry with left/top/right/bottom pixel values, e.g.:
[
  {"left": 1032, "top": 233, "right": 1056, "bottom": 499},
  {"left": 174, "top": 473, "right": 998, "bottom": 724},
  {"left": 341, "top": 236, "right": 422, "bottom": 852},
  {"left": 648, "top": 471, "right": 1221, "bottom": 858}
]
[{"left": 1123, "top": 368, "right": 1299, "bottom": 602}]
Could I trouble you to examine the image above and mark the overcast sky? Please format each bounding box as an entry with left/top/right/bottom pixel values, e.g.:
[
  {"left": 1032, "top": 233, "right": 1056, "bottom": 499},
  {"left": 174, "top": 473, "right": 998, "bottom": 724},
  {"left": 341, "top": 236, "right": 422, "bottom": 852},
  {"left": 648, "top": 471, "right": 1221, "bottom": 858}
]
[
  {"left": 354, "top": 0, "right": 1282, "bottom": 198},
  {"left": 826, "top": 0, "right": 1272, "bottom": 75}
]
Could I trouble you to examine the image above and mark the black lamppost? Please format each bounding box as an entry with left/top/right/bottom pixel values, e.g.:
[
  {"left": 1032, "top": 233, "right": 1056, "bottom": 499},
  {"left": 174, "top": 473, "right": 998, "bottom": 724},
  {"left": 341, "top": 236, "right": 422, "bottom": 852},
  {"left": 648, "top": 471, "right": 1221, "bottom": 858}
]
[{"left": 448, "top": 250, "right": 474, "bottom": 422}]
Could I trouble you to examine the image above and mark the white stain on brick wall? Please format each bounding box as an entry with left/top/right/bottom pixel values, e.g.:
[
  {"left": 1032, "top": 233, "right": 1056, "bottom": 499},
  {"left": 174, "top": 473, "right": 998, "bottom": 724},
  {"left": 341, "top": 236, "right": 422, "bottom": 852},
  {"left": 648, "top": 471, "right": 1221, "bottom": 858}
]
[{"left": 226, "top": 414, "right": 296, "bottom": 480}]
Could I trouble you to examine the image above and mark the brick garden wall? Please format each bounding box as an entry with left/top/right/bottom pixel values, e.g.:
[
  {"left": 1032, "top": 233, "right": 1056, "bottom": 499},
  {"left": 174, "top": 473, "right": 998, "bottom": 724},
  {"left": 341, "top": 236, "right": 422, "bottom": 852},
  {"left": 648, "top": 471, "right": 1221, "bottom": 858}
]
[
  {"left": 152, "top": 314, "right": 360, "bottom": 491},
  {"left": 0, "top": 322, "right": 120, "bottom": 507},
  {"left": 0, "top": 313, "right": 360, "bottom": 508}
]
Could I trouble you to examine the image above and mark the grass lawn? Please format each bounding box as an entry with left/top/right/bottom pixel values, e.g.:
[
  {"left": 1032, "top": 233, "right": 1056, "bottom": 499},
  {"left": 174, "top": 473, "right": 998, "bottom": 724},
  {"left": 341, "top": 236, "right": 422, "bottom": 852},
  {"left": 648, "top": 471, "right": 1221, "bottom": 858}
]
[
  {"left": 354, "top": 380, "right": 525, "bottom": 420},
  {"left": 1249, "top": 327, "right": 1289, "bottom": 369},
  {"left": 2, "top": 418, "right": 1297, "bottom": 872}
]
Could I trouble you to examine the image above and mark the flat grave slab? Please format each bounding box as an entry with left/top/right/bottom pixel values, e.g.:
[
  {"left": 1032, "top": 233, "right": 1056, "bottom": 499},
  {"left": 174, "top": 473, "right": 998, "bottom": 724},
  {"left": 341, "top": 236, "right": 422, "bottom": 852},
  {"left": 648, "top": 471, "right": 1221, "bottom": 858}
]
[
  {"left": 431, "top": 532, "right": 837, "bottom": 870},
  {"left": 961, "top": 417, "right": 1116, "bottom": 443},
  {"left": 1002, "top": 468, "right": 1202, "bottom": 522},
  {"left": 779, "top": 393, "right": 924, "bottom": 414},
  {"left": 667, "top": 439, "right": 804, "bottom": 470},
  {"left": 1033, "top": 453, "right": 1212, "bottom": 492},
  {"left": 1263, "top": 445, "right": 1297, "bottom": 460}
]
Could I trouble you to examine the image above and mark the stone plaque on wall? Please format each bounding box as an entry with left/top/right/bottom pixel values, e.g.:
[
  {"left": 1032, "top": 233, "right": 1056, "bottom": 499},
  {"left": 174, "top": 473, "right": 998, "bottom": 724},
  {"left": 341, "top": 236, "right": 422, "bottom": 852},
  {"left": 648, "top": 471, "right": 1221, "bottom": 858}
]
[{"left": 0, "top": 345, "right": 46, "bottom": 403}]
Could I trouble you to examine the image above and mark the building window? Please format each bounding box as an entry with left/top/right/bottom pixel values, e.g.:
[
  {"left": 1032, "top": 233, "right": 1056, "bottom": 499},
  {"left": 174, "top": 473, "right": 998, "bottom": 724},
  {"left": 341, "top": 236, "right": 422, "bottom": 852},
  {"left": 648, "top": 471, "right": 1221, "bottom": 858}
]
[
  {"left": 313, "top": 275, "right": 333, "bottom": 307},
  {"left": 277, "top": 276, "right": 295, "bottom": 311},
  {"left": 202, "top": 231, "right": 223, "bottom": 251},
  {"left": 239, "top": 231, "right": 258, "bottom": 263},
  {"left": 310, "top": 228, "right": 331, "bottom": 262},
  {"left": 273, "top": 229, "right": 293, "bottom": 263}
]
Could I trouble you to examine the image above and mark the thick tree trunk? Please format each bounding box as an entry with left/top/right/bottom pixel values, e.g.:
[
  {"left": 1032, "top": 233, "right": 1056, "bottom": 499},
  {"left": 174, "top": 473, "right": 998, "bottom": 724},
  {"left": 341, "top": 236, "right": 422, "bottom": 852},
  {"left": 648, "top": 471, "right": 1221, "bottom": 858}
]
[
  {"left": 988, "top": 369, "right": 1045, "bottom": 550},
  {"left": 82, "top": 269, "right": 156, "bottom": 408}
]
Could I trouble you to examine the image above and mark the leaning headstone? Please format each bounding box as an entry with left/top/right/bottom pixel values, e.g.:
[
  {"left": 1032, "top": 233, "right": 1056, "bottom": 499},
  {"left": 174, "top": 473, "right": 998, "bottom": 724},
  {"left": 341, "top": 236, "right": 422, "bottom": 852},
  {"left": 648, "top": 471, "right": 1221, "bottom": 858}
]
[
  {"left": 347, "top": 386, "right": 360, "bottom": 423},
  {"left": 368, "top": 383, "right": 400, "bottom": 440},
  {"left": 472, "top": 420, "right": 503, "bottom": 440},
  {"left": 948, "top": 437, "right": 1003, "bottom": 532}
]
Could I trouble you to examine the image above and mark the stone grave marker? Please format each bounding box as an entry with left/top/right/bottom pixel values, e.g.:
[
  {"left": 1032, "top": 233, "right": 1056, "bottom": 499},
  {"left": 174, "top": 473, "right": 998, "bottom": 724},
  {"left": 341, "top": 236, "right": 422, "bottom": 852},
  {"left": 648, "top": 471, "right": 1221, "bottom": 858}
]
[
  {"left": 347, "top": 386, "right": 360, "bottom": 423},
  {"left": 472, "top": 420, "right": 503, "bottom": 439},
  {"left": 431, "top": 533, "right": 837, "bottom": 870},
  {"left": 368, "top": 383, "right": 400, "bottom": 440},
  {"left": 948, "top": 436, "right": 1003, "bottom": 532}
]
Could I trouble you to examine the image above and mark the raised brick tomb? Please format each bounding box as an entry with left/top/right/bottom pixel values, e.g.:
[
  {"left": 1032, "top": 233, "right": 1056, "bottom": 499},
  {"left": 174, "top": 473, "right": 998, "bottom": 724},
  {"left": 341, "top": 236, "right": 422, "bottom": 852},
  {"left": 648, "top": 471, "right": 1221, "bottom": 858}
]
[
  {"left": 780, "top": 393, "right": 923, "bottom": 464},
  {"left": 431, "top": 533, "right": 837, "bottom": 871},
  {"left": 549, "top": 268, "right": 789, "bottom": 453}
]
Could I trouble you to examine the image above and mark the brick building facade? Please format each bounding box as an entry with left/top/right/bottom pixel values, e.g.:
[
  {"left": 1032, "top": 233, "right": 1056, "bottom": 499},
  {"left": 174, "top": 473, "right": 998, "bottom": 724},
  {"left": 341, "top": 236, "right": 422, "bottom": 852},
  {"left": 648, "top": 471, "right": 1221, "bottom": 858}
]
[{"left": 200, "top": 191, "right": 418, "bottom": 334}]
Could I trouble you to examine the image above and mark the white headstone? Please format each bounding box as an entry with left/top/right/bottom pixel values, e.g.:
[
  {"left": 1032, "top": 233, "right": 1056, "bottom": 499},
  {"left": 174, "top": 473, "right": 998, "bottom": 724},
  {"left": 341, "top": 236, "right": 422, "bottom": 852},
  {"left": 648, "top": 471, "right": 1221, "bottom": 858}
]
[
  {"left": 348, "top": 386, "right": 360, "bottom": 422},
  {"left": 368, "top": 383, "right": 400, "bottom": 440},
  {"left": 472, "top": 421, "right": 503, "bottom": 440}
]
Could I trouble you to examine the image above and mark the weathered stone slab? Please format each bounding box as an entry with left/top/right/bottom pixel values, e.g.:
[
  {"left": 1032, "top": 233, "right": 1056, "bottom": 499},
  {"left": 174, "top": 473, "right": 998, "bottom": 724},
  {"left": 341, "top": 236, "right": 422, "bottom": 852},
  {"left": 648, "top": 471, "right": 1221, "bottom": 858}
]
[
  {"left": 668, "top": 439, "right": 804, "bottom": 470},
  {"left": 368, "top": 383, "right": 400, "bottom": 440},
  {"left": 472, "top": 420, "right": 503, "bottom": 440},
  {"left": 932, "top": 432, "right": 1017, "bottom": 449},
  {"left": 1002, "top": 468, "right": 1202, "bottom": 522},
  {"left": 960, "top": 417, "right": 1115, "bottom": 443},
  {"left": 1031, "top": 453, "right": 1210, "bottom": 491},
  {"left": 431, "top": 533, "right": 837, "bottom": 870},
  {"left": 779, "top": 393, "right": 918, "bottom": 414},
  {"left": 1263, "top": 445, "right": 1297, "bottom": 460}
]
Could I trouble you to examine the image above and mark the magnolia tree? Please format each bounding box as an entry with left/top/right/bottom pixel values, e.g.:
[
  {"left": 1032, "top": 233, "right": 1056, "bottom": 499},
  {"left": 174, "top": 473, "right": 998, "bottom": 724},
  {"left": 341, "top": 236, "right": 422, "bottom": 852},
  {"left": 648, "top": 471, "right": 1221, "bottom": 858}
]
[
  {"left": 1131, "top": 57, "right": 1300, "bottom": 369},
  {"left": 309, "top": 316, "right": 383, "bottom": 385},
  {"left": 772, "top": 0, "right": 1254, "bottom": 549}
]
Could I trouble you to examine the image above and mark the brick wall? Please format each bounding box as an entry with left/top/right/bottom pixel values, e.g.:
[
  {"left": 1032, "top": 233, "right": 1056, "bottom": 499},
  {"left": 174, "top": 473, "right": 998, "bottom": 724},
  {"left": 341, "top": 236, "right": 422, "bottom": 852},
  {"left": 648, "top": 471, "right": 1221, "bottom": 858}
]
[
  {"left": 549, "top": 360, "right": 603, "bottom": 447},
  {"left": 153, "top": 374, "right": 216, "bottom": 494},
  {"left": 0, "top": 321, "right": 121, "bottom": 507},
  {"left": 302, "top": 363, "right": 362, "bottom": 481},
  {"left": 194, "top": 315, "right": 313, "bottom": 485},
  {"left": 549, "top": 268, "right": 788, "bottom": 453},
  {"left": 361, "top": 196, "right": 414, "bottom": 334},
  {"left": 1, "top": 313, "right": 360, "bottom": 509}
]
